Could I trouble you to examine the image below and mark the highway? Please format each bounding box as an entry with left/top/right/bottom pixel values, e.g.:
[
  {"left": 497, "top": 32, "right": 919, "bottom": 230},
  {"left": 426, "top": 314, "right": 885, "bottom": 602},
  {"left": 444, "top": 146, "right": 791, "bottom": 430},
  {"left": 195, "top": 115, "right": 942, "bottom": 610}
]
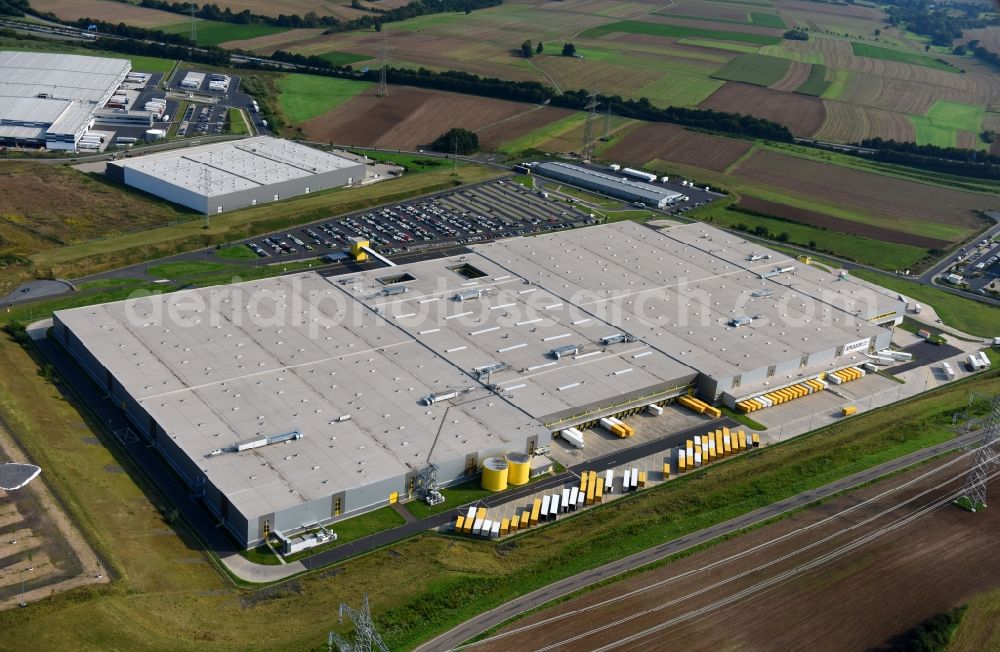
[{"left": 415, "top": 428, "right": 986, "bottom": 652}]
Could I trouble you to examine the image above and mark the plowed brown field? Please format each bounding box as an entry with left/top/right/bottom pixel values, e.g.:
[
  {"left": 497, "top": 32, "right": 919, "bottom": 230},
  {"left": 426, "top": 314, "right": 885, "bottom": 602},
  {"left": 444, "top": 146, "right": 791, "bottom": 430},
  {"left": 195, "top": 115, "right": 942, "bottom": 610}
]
[
  {"left": 738, "top": 197, "right": 950, "bottom": 248},
  {"left": 30, "top": 0, "right": 180, "bottom": 26},
  {"left": 700, "top": 82, "right": 826, "bottom": 136},
  {"left": 300, "top": 87, "right": 567, "bottom": 149},
  {"left": 603, "top": 123, "right": 753, "bottom": 171},
  {"left": 733, "top": 150, "right": 988, "bottom": 232},
  {"left": 479, "top": 459, "right": 1000, "bottom": 652}
]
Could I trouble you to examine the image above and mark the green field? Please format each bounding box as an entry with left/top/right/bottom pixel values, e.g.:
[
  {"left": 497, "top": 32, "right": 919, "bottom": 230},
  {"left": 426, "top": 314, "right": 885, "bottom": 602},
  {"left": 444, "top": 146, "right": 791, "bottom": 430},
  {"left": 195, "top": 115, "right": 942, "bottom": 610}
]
[
  {"left": 910, "top": 100, "right": 986, "bottom": 147},
  {"left": 582, "top": 20, "right": 782, "bottom": 45},
  {"left": 227, "top": 107, "right": 249, "bottom": 134},
  {"left": 691, "top": 199, "right": 931, "bottom": 271},
  {"left": 795, "top": 63, "right": 831, "bottom": 96},
  {"left": 711, "top": 53, "right": 791, "bottom": 86},
  {"left": 160, "top": 19, "right": 289, "bottom": 47},
  {"left": 749, "top": 12, "right": 786, "bottom": 28},
  {"left": 636, "top": 73, "right": 725, "bottom": 106},
  {"left": 850, "top": 42, "right": 957, "bottom": 72},
  {"left": 319, "top": 50, "right": 372, "bottom": 67},
  {"left": 276, "top": 74, "right": 372, "bottom": 124},
  {"left": 851, "top": 269, "right": 1000, "bottom": 337}
]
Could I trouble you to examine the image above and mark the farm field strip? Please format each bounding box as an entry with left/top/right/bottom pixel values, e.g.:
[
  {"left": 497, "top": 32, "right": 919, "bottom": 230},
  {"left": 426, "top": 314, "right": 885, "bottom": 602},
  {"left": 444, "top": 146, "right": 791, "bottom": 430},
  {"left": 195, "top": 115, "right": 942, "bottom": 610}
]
[
  {"left": 276, "top": 74, "right": 373, "bottom": 124},
  {"left": 699, "top": 82, "right": 826, "bottom": 136},
  {"left": 850, "top": 41, "right": 958, "bottom": 72},
  {"left": 602, "top": 122, "right": 754, "bottom": 172},
  {"left": 581, "top": 20, "right": 782, "bottom": 45},
  {"left": 158, "top": 19, "right": 290, "bottom": 47},
  {"left": 794, "top": 63, "right": 831, "bottom": 95},
  {"left": 710, "top": 53, "right": 791, "bottom": 86}
]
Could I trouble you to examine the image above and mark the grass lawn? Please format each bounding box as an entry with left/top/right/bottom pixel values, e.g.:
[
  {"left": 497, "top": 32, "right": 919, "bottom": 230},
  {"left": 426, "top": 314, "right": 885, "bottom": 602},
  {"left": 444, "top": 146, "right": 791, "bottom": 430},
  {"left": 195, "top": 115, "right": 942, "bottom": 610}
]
[
  {"left": 159, "top": 19, "right": 289, "bottom": 47},
  {"left": 215, "top": 244, "right": 258, "bottom": 260},
  {"left": 582, "top": 20, "right": 781, "bottom": 46},
  {"left": 319, "top": 50, "right": 372, "bottom": 67},
  {"left": 227, "top": 107, "right": 249, "bottom": 134},
  {"left": 711, "top": 53, "right": 791, "bottom": 86},
  {"left": 851, "top": 269, "right": 1000, "bottom": 337},
  {"left": 795, "top": 63, "right": 831, "bottom": 96},
  {"left": 636, "top": 73, "right": 725, "bottom": 106},
  {"left": 276, "top": 74, "right": 372, "bottom": 124},
  {"left": 679, "top": 38, "right": 762, "bottom": 53},
  {"left": 850, "top": 42, "right": 957, "bottom": 71},
  {"left": 688, "top": 199, "right": 932, "bottom": 271},
  {"left": 147, "top": 261, "right": 239, "bottom": 278}
]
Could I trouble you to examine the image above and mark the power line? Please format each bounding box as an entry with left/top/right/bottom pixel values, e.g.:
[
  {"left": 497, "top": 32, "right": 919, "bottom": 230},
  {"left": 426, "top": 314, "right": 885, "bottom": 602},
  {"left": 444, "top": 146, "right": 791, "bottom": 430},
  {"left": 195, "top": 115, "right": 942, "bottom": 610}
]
[
  {"left": 958, "top": 394, "right": 1000, "bottom": 511},
  {"left": 600, "top": 103, "right": 612, "bottom": 141},
  {"left": 376, "top": 30, "right": 389, "bottom": 98},
  {"left": 328, "top": 594, "right": 389, "bottom": 652},
  {"left": 581, "top": 90, "right": 599, "bottom": 161}
]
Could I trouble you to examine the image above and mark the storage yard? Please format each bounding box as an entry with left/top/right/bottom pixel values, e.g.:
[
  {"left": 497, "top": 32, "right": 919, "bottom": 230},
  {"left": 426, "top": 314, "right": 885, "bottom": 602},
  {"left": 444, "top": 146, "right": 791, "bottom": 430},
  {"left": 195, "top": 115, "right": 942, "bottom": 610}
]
[{"left": 52, "top": 220, "right": 906, "bottom": 548}]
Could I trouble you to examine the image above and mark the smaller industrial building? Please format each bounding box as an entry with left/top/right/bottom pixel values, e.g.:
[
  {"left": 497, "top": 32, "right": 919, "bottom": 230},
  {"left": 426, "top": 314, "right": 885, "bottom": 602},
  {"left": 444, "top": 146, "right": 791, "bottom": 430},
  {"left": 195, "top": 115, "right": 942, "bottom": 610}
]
[
  {"left": 533, "top": 161, "right": 683, "bottom": 208},
  {"left": 106, "top": 137, "right": 366, "bottom": 214},
  {"left": 0, "top": 51, "right": 132, "bottom": 150}
]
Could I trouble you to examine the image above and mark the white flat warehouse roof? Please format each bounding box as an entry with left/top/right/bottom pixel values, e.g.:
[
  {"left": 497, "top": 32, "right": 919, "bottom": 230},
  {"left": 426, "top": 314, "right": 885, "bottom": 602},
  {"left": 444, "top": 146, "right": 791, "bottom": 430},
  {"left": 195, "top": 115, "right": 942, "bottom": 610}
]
[{"left": 114, "top": 136, "right": 364, "bottom": 198}]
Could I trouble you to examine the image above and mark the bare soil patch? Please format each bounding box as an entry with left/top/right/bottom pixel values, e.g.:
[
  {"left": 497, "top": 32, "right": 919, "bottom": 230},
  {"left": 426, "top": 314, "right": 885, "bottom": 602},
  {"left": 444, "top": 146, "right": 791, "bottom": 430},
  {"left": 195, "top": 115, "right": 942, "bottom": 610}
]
[
  {"left": 699, "top": 82, "right": 826, "bottom": 136},
  {"left": 603, "top": 123, "right": 752, "bottom": 171},
  {"left": 738, "top": 196, "right": 950, "bottom": 248}
]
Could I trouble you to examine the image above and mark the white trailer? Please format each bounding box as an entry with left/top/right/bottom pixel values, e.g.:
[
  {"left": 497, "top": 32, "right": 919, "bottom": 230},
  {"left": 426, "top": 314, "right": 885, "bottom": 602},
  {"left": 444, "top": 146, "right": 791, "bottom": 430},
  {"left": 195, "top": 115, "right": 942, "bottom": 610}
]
[
  {"left": 694, "top": 451, "right": 702, "bottom": 468},
  {"left": 629, "top": 468, "right": 639, "bottom": 491},
  {"left": 979, "top": 351, "right": 991, "bottom": 368},
  {"left": 569, "top": 487, "right": 579, "bottom": 510},
  {"left": 481, "top": 520, "right": 493, "bottom": 538},
  {"left": 541, "top": 495, "right": 551, "bottom": 521},
  {"left": 623, "top": 167, "right": 658, "bottom": 183},
  {"left": 604, "top": 469, "right": 614, "bottom": 494},
  {"left": 472, "top": 518, "right": 485, "bottom": 536},
  {"left": 561, "top": 488, "right": 571, "bottom": 513},
  {"left": 646, "top": 403, "right": 663, "bottom": 416},
  {"left": 576, "top": 486, "right": 585, "bottom": 509},
  {"left": 968, "top": 354, "right": 984, "bottom": 371},
  {"left": 943, "top": 361, "right": 956, "bottom": 379},
  {"left": 560, "top": 427, "right": 585, "bottom": 449}
]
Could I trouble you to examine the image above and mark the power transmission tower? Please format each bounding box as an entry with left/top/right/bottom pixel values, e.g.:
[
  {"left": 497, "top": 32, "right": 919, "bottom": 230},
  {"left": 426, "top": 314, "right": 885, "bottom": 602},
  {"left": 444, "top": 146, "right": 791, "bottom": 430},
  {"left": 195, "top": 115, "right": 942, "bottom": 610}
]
[
  {"left": 328, "top": 594, "right": 389, "bottom": 652},
  {"left": 600, "top": 103, "right": 612, "bottom": 141},
  {"left": 958, "top": 394, "right": 1000, "bottom": 512},
  {"left": 190, "top": 3, "right": 196, "bottom": 45},
  {"left": 376, "top": 31, "right": 389, "bottom": 98},
  {"left": 581, "top": 91, "right": 599, "bottom": 161}
]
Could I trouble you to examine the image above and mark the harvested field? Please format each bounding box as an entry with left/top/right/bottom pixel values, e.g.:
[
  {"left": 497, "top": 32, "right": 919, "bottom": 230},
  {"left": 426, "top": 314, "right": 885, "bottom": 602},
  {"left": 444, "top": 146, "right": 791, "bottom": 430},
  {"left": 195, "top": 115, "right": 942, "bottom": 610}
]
[
  {"left": 851, "top": 41, "right": 957, "bottom": 71},
  {"left": 737, "top": 196, "right": 950, "bottom": 248},
  {"left": 699, "top": 82, "right": 826, "bottom": 136},
  {"left": 835, "top": 71, "right": 954, "bottom": 115},
  {"left": 775, "top": 0, "right": 883, "bottom": 21},
  {"left": 815, "top": 101, "right": 914, "bottom": 142},
  {"left": 300, "top": 86, "right": 566, "bottom": 149},
  {"left": 219, "top": 28, "right": 326, "bottom": 53},
  {"left": 732, "top": 149, "right": 989, "bottom": 239},
  {"left": 480, "top": 458, "right": 1000, "bottom": 652},
  {"left": 771, "top": 59, "right": 812, "bottom": 91},
  {"left": 531, "top": 56, "right": 664, "bottom": 99},
  {"left": 582, "top": 20, "right": 782, "bottom": 45},
  {"left": 29, "top": 0, "right": 181, "bottom": 27},
  {"left": 202, "top": 0, "right": 370, "bottom": 20},
  {"left": 603, "top": 123, "right": 753, "bottom": 171},
  {"left": 963, "top": 26, "right": 1000, "bottom": 53},
  {"left": 653, "top": 0, "right": 753, "bottom": 22}
]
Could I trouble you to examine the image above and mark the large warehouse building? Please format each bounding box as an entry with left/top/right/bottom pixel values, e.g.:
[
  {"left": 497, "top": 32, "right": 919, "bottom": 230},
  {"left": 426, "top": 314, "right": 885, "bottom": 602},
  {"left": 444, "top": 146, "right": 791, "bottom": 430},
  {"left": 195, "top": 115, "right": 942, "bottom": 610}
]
[
  {"left": 0, "top": 51, "right": 131, "bottom": 150},
  {"left": 106, "top": 137, "right": 366, "bottom": 214},
  {"left": 52, "top": 222, "right": 903, "bottom": 548},
  {"left": 534, "top": 161, "right": 683, "bottom": 208}
]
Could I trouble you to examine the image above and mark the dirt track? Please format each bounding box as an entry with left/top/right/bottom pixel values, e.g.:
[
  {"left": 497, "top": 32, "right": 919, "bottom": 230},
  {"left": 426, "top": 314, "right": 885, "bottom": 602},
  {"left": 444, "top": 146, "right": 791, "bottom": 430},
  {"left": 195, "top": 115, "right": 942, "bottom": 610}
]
[{"left": 476, "top": 455, "right": 1000, "bottom": 651}]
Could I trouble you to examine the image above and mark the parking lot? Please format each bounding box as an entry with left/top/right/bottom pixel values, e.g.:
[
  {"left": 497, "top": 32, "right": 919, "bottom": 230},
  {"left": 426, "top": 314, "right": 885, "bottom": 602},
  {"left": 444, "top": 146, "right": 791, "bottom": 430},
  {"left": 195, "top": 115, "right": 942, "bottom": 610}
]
[
  {"left": 177, "top": 101, "right": 229, "bottom": 137},
  {"left": 239, "top": 178, "right": 594, "bottom": 260}
]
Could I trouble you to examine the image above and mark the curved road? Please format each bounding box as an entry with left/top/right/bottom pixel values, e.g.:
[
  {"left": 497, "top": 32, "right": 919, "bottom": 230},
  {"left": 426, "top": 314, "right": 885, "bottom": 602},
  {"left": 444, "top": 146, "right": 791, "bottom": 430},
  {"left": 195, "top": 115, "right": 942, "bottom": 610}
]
[{"left": 415, "top": 429, "right": 983, "bottom": 652}]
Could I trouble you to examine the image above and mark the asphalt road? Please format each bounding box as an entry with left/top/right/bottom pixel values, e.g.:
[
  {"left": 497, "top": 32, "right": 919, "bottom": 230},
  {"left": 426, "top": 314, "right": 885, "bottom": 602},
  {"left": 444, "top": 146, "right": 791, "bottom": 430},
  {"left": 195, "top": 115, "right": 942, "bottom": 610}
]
[
  {"left": 0, "top": 279, "right": 74, "bottom": 307},
  {"left": 416, "top": 429, "right": 983, "bottom": 652},
  {"left": 892, "top": 340, "right": 964, "bottom": 374}
]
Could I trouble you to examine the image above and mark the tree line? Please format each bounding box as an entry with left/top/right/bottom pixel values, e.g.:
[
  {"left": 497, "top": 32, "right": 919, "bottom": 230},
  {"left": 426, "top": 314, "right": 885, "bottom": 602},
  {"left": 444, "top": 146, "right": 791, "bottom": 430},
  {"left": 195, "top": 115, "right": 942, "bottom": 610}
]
[
  {"left": 124, "top": 0, "right": 501, "bottom": 31},
  {"left": 854, "top": 138, "right": 1000, "bottom": 180},
  {"left": 882, "top": 0, "right": 997, "bottom": 47},
  {"left": 0, "top": 0, "right": 29, "bottom": 17}
]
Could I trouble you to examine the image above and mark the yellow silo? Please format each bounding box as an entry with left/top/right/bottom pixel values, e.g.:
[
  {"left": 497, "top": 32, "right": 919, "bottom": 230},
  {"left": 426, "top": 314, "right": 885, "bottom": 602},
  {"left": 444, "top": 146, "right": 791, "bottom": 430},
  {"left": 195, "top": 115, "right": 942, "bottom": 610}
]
[
  {"left": 481, "top": 457, "right": 509, "bottom": 492},
  {"left": 505, "top": 451, "right": 531, "bottom": 486}
]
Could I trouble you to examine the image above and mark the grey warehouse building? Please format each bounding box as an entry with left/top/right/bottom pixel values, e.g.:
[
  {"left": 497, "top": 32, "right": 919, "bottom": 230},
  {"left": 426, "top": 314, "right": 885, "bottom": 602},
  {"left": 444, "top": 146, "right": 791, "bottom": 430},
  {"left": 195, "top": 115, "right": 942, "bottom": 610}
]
[
  {"left": 106, "top": 137, "right": 365, "bottom": 214},
  {"left": 534, "top": 161, "right": 683, "bottom": 208},
  {"left": 52, "top": 222, "right": 903, "bottom": 548}
]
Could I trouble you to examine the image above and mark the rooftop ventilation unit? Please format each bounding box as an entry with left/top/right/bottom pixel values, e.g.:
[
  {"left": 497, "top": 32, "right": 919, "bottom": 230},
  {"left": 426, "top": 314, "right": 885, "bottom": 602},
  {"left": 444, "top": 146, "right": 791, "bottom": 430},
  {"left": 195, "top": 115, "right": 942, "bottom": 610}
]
[
  {"left": 750, "top": 289, "right": 774, "bottom": 298},
  {"left": 599, "top": 333, "right": 635, "bottom": 346},
  {"left": 382, "top": 286, "right": 408, "bottom": 296},
  {"left": 549, "top": 344, "right": 581, "bottom": 360},
  {"left": 747, "top": 252, "right": 771, "bottom": 261},
  {"left": 729, "top": 316, "right": 753, "bottom": 327},
  {"left": 419, "top": 388, "right": 470, "bottom": 406},
  {"left": 759, "top": 265, "right": 795, "bottom": 280},
  {"left": 473, "top": 362, "right": 509, "bottom": 379},
  {"left": 454, "top": 288, "right": 486, "bottom": 302},
  {"left": 234, "top": 430, "right": 302, "bottom": 453}
]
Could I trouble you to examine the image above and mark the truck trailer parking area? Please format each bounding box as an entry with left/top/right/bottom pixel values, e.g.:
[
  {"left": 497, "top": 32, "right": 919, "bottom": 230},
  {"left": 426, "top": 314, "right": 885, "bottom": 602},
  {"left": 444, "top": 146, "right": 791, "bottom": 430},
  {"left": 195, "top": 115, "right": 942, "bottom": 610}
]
[{"left": 239, "top": 179, "right": 593, "bottom": 260}]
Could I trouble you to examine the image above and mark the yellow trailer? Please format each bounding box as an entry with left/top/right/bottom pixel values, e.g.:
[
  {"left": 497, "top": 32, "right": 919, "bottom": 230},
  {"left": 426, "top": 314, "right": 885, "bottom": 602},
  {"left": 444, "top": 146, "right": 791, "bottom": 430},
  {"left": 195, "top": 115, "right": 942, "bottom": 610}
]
[
  {"left": 579, "top": 471, "right": 589, "bottom": 492},
  {"left": 638, "top": 471, "right": 647, "bottom": 488},
  {"left": 738, "top": 430, "right": 747, "bottom": 450},
  {"left": 737, "top": 401, "right": 751, "bottom": 413},
  {"left": 777, "top": 389, "right": 794, "bottom": 402},
  {"left": 530, "top": 499, "right": 541, "bottom": 525},
  {"left": 705, "top": 405, "right": 722, "bottom": 419},
  {"left": 611, "top": 424, "right": 629, "bottom": 438},
  {"left": 500, "top": 518, "right": 510, "bottom": 536},
  {"left": 788, "top": 386, "right": 804, "bottom": 399},
  {"left": 715, "top": 431, "right": 725, "bottom": 458},
  {"left": 679, "top": 396, "right": 706, "bottom": 414},
  {"left": 723, "top": 432, "right": 732, "bottom": 455},
  {"left": 519, "top": 510, "right": 530, "bottom": 529},
  {"left": 586, "top": 473, "right": 597, "bottom": 505},
  {"left": 752, "top": 433, "right": 761, "bottom": 447},
  {"left": 686, "top": 439, "right": 694, "bottom": 460},
  {"left": 842, "top": 405, "right": 858, "bottom": 416},
  {"left": 508, "top": 513, "right": 519, "bottom": 533},
  {"left": 678, "top": 449, "right": 687, "bottom": 472},
  {"left": 476, "top": 507, "right": 487, "bottom": 521},
  {"left": 617, "top": 420, "right": 635, "bottom": 436},
  {"left": 663, "top": 461, "right": 671, "bottom": 479},
  {"left": 707, "top": 437, "right": 716, "bottom": 462},
  {"left": 595, "top": 477, "right": 604, "bottom": 503},
  {"left": 455, "top": 515, "right": 465, "bottom": 532},
  {"left": 806, "top": 379, "right": 824, "bottom": 392}
]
